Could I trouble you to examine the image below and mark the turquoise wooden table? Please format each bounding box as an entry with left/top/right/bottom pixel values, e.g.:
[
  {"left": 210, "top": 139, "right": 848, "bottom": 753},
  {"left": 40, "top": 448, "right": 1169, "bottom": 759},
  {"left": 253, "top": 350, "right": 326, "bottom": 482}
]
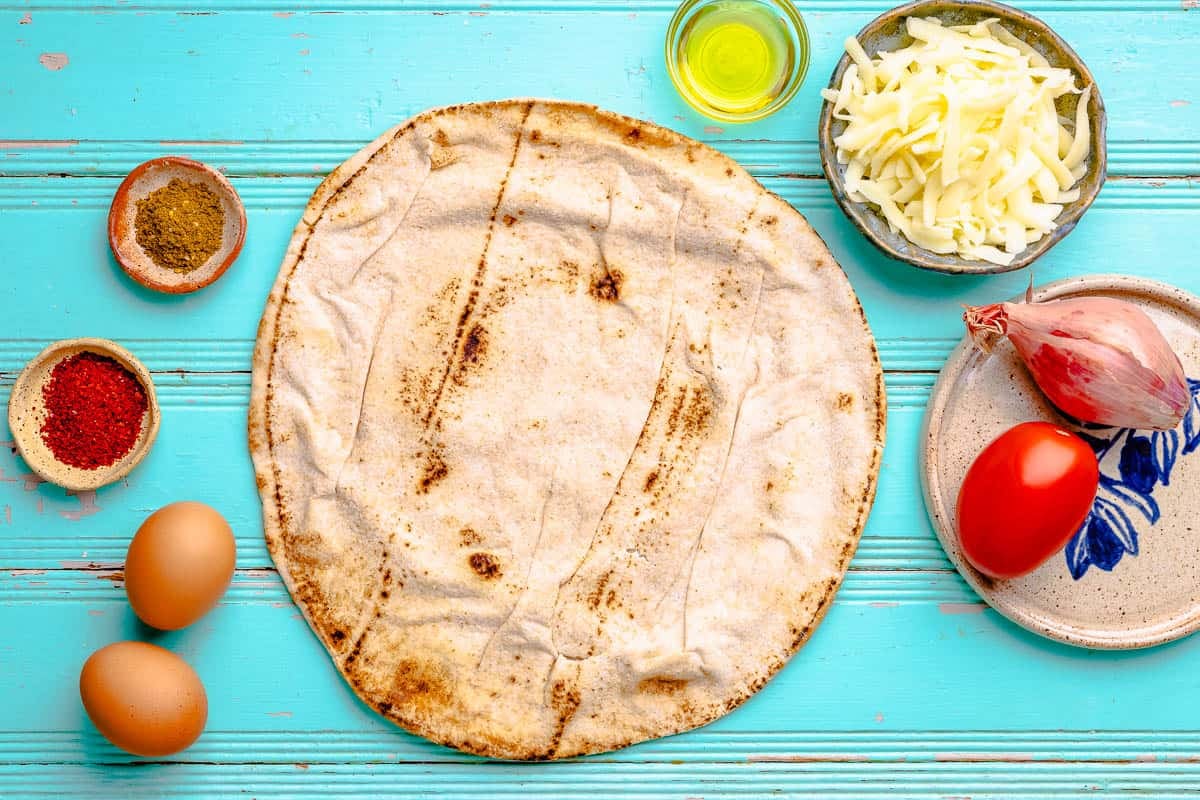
[{"left": 2, "top": 0, "right": 1199, "bottom": 796}]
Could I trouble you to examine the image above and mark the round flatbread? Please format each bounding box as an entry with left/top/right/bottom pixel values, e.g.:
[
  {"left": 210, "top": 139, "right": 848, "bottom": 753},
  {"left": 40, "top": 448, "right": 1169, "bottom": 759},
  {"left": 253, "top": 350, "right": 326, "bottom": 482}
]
[{"left": 249, "top": 100, "right": 885, "bottom": 760}]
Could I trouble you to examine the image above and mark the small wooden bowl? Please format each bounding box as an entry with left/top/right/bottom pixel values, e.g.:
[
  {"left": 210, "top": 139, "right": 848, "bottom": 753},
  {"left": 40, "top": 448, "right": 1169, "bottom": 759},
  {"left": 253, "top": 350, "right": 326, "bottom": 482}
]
[
  {"left": 108, "top": 156, "right": 246, "bottom": 293},
  {"left": 817, "top": 0, "right": 1107, "bottom": 274},
  {"left": 7, "top": 339, "right": 160, "bottom": 492}
]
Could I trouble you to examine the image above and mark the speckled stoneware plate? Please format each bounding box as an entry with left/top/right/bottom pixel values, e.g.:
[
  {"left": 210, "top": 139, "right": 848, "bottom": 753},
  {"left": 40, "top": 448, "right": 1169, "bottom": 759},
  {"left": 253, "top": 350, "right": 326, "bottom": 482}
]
[
  {"left": 922, "top": 275, "right": 1200, "bottom": 649},
  {"left": 818, "top": 0, "right": 1107, "bottom": 275},
  {"left": 7, "top": 338, "right": 160, "bottom": 492}
]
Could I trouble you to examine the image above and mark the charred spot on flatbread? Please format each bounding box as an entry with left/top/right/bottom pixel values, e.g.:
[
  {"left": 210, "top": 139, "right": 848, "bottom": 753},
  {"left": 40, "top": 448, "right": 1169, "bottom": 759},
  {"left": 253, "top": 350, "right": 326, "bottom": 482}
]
[
  {"left": 468, "top": 552, "right": 502, "bottom": 579},
  {"left": 417, "top": 449, "right": 449, "bottom": 493},
  {"left": 588, "top": 268, "right": 623, "bottom": 302},
  {"left": 639, "top": 677, "right": 688, "bottom": 695}
]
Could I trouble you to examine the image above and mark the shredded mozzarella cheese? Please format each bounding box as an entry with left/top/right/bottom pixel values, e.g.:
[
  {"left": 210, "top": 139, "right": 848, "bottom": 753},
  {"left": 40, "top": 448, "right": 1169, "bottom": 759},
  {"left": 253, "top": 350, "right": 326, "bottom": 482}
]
[{"left": 821, "top": 17, "right": 1092, "bottom": 266}]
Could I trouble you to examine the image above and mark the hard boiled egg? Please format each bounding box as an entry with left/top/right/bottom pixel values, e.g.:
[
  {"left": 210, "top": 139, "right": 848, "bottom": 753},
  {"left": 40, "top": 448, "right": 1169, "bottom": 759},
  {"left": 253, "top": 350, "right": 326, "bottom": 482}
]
[
  {"left": 125, "top": 501, "right": 236, "bottom": 630},
  {"left": 79, "top": 641, "right": 207, "bottom": 757}
]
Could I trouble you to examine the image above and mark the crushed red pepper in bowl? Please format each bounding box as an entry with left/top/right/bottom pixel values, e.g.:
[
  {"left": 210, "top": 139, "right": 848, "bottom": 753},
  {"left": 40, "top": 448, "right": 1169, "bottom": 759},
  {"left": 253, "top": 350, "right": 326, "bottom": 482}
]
[
  {"left": 7, "top": 338, "right": 160, "bottom": 492},
  {"left": 41, "top": 352, "right": 148, "bottom": 469}
]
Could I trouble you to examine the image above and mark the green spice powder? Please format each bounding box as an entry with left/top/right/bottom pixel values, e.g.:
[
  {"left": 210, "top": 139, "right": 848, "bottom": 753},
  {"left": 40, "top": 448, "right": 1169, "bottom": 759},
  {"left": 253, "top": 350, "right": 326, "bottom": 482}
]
[{"left": 134, "top": 178, "right": 224, "bottom": 274}]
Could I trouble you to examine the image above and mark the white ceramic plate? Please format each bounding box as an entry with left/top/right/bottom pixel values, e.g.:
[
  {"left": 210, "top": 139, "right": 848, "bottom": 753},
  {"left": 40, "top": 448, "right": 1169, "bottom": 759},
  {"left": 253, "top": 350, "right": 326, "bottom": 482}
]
[{"left": 922, "top": 275, "right": 1200, "bottom": 649}]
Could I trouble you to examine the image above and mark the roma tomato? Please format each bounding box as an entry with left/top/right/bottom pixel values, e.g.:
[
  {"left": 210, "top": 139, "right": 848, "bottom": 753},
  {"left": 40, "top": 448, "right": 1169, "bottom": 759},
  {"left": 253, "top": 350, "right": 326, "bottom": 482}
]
[{"left": 956, "top": 421, "right": 1099, "bottom": 579}]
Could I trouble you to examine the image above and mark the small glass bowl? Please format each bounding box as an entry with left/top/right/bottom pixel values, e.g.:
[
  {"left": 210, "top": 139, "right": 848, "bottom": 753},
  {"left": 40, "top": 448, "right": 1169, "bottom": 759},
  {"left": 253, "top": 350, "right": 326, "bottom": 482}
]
[{"left": 665, "top": 0, "right": 810, "bottom": 124}]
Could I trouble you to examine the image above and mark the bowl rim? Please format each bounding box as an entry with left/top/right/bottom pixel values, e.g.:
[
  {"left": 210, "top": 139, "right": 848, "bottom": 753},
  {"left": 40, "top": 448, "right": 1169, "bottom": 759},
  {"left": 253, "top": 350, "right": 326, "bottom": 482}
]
[
  {"left": 665, "top": 0, "right": 811, "bottom": 124},
  {"left": 107, "top": 155, "right": 247, "bottom": 294},
  {"left": 817, "top": 0, "right": 1108, "bottom": 275},
  {"left": 7, "top": 337, "right": 161, "bottom": 492}
]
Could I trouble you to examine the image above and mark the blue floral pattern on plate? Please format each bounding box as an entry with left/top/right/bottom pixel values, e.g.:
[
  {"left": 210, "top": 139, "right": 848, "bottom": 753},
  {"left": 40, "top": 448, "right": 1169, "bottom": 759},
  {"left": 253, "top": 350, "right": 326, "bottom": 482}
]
[{"left": 1067, "top": 378, "right": 1200, "bottom": 579}]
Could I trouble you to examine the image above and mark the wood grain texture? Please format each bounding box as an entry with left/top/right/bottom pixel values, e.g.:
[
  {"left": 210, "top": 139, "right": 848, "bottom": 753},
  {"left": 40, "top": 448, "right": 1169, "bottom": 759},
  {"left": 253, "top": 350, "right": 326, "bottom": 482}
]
[
  {"left": 1, "top": 6, "right": 1197, "bottom": 160},
  {"left": 1, "top": 0, "right": 1199, "bottom": 795},
  {"left": 3, "top": 139, "right": 1199, "bottom": 177},
  {"left": 5, "top": 570, "right": 1200, "bottom": 738}
]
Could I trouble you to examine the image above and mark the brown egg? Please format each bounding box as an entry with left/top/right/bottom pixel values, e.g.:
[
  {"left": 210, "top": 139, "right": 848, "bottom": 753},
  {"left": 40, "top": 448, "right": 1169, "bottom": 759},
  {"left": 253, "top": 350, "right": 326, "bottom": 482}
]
[
  {"left": 79, "top": 641, "right": 208, "bottom": 757},
  {"left": 125, "top": 501, "right": 236, "bottom": 630}
]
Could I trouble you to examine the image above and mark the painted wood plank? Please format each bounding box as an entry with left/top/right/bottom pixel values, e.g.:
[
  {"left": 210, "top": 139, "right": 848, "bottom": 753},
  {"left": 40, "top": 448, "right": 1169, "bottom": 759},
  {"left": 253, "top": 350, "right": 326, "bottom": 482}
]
[
  {"left": 4, "top": 137, "right": 1198, "bottom": 178},
  {"left": 1, "top": 177, "right": 1198, "bottom": 350},
  {"left": 6, "top": 762, "right": 1200, "bottom": 799},
  {"left": 1, "top": 7, "right": 1197, "bottom": 165},
  {"left": 2, "top": 567, "right": 1199, "bottom": 797},
  {"left": 0, "top": 337, "right": 957, "bottom": 375},
  {"left": 8, "top": 0, "right": 1196, "bottom": 7},
  {"left": 4, "top": 570, "right": 1200, "bottom": 744},
  {"left": 6, "top": 727, "right": 1200, "bottom": 765},
  {"left": 1, "top": 177, "right": 1197, "bottom": 574},
  {"left": 0, "top": 387, "right": 943, "bottom": 570}
]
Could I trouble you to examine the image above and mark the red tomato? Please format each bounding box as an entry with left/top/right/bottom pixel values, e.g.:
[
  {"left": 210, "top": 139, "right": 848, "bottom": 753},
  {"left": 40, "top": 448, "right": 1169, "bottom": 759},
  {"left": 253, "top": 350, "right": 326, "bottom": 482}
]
[{"left": 956, "top": 421, "right": 1099, "bottom": 579}]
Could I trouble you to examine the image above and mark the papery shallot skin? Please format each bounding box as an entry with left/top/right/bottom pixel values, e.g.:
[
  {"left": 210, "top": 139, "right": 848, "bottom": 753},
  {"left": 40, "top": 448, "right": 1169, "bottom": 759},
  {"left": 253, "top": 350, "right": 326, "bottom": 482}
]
[{"left": 964, "top": 296, "right": 1189, "bottom": 431}]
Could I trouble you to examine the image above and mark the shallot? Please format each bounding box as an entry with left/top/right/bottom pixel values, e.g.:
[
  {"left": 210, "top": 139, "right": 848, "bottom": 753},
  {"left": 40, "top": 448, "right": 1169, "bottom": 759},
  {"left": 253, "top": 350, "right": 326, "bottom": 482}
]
[{"left": 964, "top": 292, "right": 1189, "bottom": 430}]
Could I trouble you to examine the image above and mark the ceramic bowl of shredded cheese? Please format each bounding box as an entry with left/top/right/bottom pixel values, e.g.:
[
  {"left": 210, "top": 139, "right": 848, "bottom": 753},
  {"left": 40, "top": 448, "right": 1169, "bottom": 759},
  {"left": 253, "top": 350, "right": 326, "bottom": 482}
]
[{"left": 818, "top": 0, "right": 1105, "bottom": 274}]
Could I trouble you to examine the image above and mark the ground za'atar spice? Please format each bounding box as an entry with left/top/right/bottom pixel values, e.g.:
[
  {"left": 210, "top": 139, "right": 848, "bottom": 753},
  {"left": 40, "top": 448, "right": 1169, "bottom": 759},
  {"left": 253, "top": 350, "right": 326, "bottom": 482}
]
[
  {"left": 134, "top": 178, "right": 224, "bottom": 274},
  {"left": 41, "top": 352, "right": 148, "bottom": 469}
]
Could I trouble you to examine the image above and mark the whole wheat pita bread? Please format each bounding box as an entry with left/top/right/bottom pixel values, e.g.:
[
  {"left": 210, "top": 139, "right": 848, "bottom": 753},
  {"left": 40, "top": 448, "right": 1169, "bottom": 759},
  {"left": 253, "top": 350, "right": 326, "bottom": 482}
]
[{"left": 249, "top": 100, "right": 885, "bottom": 760}]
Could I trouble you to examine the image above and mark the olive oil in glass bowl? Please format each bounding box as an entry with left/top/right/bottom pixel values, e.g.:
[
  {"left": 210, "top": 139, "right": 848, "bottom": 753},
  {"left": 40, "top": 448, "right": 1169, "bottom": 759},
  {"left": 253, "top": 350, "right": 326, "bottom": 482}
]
[{"left": 666, "top": 0, "right": 810, "bottom": 123}]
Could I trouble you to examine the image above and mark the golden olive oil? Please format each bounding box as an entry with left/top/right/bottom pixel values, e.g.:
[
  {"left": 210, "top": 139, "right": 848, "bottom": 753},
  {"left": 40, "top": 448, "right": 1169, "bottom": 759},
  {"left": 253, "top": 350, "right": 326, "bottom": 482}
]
[{"left": 675, "top": 1, "right": 796, "bottom": 116}]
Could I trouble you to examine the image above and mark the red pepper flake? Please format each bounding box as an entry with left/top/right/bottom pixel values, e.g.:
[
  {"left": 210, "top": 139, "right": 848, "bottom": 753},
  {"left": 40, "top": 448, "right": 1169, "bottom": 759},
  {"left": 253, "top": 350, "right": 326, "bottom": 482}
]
[{"left": 40, "top": 352, "right": 148, "bottom": 470}]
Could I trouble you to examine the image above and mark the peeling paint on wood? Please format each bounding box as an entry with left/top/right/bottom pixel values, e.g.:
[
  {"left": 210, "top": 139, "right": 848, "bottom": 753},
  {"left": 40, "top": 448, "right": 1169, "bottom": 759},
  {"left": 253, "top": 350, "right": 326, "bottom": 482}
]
[
  {"left": 934, "top": 752, "right": 1035, "bottom": 762},
  {"left": 158, "top": 139, "right": 244, "bottom": 146},
  {"left": 58, "top": 561, "right": 123, "bottom": 570},
  {"left": 21, "top": 473, "right": 46, "bottom": 491},
  {"left": 18, "top": 12, "right": 31, "bottom": 24},
  {"left": 59, "top": 491, "right": 100, "bottom": 522},
  {"left": 0, "top": 140, "right": 79, "bottom": 150},
  {"left": 37, "top": 52, "right": 68, "bottom": 71},
  {"left": 748, "top": 753, "right": 870, "bottom": 762},
  {"left": 938, "top": 602, "right": 988, "bottom": 615}
]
